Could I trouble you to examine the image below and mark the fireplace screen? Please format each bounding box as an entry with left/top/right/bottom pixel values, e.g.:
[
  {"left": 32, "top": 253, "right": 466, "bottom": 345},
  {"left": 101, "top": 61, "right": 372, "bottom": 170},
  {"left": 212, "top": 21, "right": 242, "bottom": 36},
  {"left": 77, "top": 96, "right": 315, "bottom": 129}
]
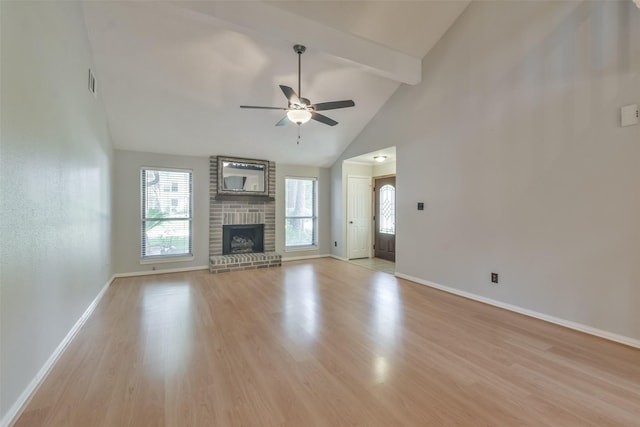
[{"left": 222, "top": 224, "right": 264, "bottom": 255}]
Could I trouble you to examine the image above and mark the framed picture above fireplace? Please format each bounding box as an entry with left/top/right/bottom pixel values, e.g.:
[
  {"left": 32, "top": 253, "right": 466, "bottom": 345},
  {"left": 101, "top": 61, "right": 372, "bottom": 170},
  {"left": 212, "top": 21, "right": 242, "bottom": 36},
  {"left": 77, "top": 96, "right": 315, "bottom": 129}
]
[{"left": 217, "top": 156, "right": 269, "bottom": 197}]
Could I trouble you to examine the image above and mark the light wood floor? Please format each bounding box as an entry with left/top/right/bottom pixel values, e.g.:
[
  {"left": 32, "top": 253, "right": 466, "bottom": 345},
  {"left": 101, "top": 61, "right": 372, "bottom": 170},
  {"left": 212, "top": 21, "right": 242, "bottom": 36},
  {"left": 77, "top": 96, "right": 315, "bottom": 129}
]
[
  {"left": 348, "top": 257, "right": 395, "bottom": 275},
  {"left": 15, "top": 259, "right": 640, "bottom": 426}
]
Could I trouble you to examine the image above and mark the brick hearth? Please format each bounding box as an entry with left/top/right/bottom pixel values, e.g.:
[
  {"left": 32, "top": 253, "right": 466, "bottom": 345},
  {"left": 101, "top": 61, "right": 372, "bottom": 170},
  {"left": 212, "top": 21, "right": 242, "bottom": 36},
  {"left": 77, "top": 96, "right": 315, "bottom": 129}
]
[{"left": 209, "top": 252, "right": 281, "bottom": 274}]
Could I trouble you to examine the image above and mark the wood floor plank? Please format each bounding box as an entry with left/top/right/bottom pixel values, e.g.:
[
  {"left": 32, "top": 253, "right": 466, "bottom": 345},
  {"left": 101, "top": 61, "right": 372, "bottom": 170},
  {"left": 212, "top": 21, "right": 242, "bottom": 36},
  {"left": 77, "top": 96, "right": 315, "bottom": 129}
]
[{"left": 14, "top": 259, "right": 640, "bottom": 426}]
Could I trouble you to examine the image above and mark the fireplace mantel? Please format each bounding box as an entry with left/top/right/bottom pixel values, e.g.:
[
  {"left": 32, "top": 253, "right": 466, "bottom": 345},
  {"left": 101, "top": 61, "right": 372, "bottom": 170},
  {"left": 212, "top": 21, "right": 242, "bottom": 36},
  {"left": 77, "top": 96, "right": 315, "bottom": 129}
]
[{"left": 214, "top": 194, "right": 274, "bottom": 202}]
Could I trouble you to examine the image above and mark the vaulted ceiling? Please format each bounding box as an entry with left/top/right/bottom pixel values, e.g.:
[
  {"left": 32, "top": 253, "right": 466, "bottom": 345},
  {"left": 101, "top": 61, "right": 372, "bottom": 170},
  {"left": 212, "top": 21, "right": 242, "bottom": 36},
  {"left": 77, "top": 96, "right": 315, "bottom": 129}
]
[{"left": 83, "top": 1, "right": 470, "bottom": 167}]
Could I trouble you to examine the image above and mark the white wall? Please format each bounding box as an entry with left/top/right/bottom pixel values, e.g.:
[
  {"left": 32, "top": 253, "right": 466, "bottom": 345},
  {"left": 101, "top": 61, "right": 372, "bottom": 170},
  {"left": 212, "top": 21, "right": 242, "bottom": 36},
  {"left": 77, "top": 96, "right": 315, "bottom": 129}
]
[
  {"left": 113, "top": 150, "right": 210, "bottom": 273},
  {"left": 0, "top": 1, "right": 114, "bottom": 423},
  {"left": 343, "top": 162, "right": 373, "bottom": 178},
  {"left": 332, "top": 0, "right": 640, "bottom": 340},
  {"left": 276, "top": 164, "right": 331, "bottom": 258},
  {"left": 373, "top": 161, "right": 396, "bottom": 177}
]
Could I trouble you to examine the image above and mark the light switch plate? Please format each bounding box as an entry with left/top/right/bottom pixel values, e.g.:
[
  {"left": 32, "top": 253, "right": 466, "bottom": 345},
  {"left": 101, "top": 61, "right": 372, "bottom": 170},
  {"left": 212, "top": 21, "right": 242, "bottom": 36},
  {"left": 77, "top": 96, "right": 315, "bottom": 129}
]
[{"left": 621, "top": 104, "right": 638, "bottom": 127}]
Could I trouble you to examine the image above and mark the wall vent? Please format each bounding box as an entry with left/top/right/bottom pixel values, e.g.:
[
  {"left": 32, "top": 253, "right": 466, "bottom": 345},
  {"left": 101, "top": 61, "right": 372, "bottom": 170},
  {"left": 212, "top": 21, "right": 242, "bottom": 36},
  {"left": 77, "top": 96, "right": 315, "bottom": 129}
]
[{"left": 88, "top": 68, "right": 97, "bottom": 97}]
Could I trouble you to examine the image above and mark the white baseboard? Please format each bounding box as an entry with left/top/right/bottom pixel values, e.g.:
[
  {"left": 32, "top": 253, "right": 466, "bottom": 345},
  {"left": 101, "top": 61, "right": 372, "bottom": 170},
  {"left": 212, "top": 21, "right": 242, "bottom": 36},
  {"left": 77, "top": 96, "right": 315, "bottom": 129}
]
[
  {"left": 113, "top": 265, "right": 209, "bottom": 278},
  {"left": 329, "top": 254, "right": 348, "bottom": 261},
  {"left": 395, "top": 273, "right": 640, "bottom": 350},
  {"left": 282, "top": 254, "right": 331, "bottom": 262},
  {"left": 1, "top": 276, "right": 114, "bottom": 427}
]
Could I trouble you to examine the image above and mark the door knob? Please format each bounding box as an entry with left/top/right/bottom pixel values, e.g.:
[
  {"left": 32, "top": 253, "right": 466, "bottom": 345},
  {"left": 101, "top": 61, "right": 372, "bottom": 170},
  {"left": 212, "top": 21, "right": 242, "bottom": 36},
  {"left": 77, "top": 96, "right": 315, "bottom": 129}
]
[{"left": 349, "top": 221, "right": 353, "bottom": 224}]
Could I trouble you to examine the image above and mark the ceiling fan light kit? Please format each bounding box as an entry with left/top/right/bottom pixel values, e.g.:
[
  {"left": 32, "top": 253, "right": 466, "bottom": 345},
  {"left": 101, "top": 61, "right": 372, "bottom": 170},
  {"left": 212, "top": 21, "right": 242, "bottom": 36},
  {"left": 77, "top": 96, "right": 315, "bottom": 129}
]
[
  {"left": 240, "top": 44, "right": 355, "bottom": 128},
  {"left": 287, "top": 109, "right": 312, "bottom": 125}
]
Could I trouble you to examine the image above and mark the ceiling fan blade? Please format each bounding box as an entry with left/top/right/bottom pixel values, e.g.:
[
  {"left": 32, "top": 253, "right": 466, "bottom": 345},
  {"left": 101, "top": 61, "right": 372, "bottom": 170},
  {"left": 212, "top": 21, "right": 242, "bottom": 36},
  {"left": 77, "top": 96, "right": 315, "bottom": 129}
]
[
  {"left": 275, "top": 116, "right": 289, "bottom": 126},
  {"left": 312, "top": 112, "right": 338, "bottom": 126},
  {"left": 280, "top": 85, "right": 301, "bottom": 105},
  {"left": 240, "top": 105, "right": 287, "bottom": 110},
  {"left": 313, "top": 100, "right": 355, "bottom": 111}
]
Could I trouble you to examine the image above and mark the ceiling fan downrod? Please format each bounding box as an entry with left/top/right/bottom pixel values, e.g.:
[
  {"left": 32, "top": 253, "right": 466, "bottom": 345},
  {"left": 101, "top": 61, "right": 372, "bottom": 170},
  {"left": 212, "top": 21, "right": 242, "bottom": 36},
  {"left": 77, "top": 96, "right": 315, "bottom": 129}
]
[{"left": 293, "top": 44, "right": 306, "bottom": 103}]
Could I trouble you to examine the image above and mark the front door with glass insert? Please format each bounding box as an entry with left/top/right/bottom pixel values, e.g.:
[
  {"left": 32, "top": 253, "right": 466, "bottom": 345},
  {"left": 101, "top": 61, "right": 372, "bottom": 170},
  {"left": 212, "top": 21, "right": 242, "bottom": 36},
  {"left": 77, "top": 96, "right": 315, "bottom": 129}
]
[{"left": 374, "top": 176, "right": 396, "bottom": 262}]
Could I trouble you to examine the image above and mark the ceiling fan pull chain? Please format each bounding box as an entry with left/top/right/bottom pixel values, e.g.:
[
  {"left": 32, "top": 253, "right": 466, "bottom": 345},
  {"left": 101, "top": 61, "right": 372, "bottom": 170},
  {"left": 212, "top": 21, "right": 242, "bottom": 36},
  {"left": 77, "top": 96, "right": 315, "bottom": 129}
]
[{"left": 297, "top": 126, "right": 301, "bottom": 145}]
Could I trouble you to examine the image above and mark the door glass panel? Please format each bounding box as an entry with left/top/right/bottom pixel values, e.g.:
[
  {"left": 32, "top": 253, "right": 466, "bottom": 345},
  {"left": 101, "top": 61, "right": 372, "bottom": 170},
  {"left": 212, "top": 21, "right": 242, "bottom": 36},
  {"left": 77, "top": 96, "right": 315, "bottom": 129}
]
[{"left": 379, "top": 184, "right": 395, "bottom": 235}]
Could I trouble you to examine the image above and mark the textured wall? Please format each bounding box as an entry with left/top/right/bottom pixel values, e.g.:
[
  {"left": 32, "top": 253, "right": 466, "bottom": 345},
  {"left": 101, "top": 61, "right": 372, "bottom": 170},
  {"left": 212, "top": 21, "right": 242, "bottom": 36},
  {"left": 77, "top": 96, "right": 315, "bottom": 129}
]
[{"left": 0, "top": 1, "right": 113, "bottom": 422}]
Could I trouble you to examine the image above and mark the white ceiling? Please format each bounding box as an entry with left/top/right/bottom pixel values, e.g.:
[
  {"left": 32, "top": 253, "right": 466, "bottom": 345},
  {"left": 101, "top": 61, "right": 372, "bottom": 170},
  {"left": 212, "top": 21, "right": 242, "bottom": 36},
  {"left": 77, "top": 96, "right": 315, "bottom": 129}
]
[
  {"left": 83, "top": 1, "right": 470, "bottom": 167},
  {"left": 345, "top": 146, "right": 397, "bottom": 165}
]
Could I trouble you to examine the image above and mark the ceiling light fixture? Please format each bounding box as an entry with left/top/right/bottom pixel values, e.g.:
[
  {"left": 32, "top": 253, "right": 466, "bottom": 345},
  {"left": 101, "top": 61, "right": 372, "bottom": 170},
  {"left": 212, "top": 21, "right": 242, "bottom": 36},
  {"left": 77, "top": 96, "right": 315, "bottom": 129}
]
[
  {"left": 374, "top": 155, "right": 387, "bottom": 162},
  {"left": 287, "top": 108, "right": 312, "bottom": 125}
]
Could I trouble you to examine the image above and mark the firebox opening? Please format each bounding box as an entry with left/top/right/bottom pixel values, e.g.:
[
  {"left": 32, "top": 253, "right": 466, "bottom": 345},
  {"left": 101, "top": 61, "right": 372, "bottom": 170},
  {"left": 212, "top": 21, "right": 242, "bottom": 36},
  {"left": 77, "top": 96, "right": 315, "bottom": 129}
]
[{"left": 222, "top": 224, "right": 264, "bottom": 255}]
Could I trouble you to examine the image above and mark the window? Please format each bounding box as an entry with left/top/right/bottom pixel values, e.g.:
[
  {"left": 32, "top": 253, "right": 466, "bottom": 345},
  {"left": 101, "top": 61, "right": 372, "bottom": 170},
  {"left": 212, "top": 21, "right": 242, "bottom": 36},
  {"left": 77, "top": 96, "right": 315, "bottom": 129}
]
[
  {"left": 141, "top": 168, "right": 193, "bottom": 260},
  {"left": 285, "top": 177, "right": 317, "bottom": 248},
  {"left": 379, "top": 184, "right": 395, "bottom": 234}
]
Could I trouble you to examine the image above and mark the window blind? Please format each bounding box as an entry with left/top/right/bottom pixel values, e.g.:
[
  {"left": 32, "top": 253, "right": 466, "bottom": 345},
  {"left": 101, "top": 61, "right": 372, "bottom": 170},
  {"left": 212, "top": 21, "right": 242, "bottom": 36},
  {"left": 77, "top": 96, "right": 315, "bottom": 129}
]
[
  {"left": 141, "top": 168, "right": 193, "bottom": 258},
  {"left": 285, "top": 177, "right": 317, "bottom": 248}
]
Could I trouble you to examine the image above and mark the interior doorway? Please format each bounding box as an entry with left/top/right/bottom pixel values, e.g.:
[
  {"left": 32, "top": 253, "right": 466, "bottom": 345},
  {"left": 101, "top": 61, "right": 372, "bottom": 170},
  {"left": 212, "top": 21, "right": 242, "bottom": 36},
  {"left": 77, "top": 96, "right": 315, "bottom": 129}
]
[
  {"left": 343, "top": 147, "right": 396, "bottom": 273},
  {"left": 374, "top": 175, "right": 396, "bottom": 262}
]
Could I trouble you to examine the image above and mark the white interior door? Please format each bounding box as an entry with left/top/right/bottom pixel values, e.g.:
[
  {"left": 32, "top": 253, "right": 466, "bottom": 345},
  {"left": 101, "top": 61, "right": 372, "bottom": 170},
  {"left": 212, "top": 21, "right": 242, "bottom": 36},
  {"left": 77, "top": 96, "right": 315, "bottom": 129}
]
[{"left": 347, "top": 176, "right": 371, "bottom": 259}]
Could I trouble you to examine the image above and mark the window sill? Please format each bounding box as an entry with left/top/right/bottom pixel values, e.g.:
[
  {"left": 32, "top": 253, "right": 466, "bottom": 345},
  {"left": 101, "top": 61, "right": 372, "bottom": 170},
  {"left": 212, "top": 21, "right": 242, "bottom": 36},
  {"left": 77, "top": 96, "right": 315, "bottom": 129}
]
[
  {"left": 140, "top": 255, "right": 194, "bottom": 264},
  {"left": 285, "top": 246, "right": 318, "bottom": 253}
]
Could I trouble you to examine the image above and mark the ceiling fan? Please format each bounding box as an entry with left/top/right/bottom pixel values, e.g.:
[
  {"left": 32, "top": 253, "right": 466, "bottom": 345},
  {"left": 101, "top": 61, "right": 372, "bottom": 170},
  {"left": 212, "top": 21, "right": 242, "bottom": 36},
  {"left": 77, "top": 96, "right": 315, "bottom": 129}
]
[{"left": 240, "top": 44, "right": 355, "bottom": 127}]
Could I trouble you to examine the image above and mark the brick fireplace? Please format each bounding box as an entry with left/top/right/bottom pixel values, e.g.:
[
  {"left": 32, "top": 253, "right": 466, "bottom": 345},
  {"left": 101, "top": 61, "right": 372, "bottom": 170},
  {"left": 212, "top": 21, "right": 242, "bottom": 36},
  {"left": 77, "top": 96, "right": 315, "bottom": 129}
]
[{"left": 209, "top": 156, "right": 281, "bottom": 273}]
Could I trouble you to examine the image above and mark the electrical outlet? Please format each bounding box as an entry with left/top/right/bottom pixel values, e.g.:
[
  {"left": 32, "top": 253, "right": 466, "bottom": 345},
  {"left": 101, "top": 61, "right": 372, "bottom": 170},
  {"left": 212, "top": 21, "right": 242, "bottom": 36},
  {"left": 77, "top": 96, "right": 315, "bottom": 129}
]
[
  {"left": 491, "top": 272, "right": 498, "bottom": 284},
  {"left": 334, "top": 241, "right": 337, "bottom": 247}
]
